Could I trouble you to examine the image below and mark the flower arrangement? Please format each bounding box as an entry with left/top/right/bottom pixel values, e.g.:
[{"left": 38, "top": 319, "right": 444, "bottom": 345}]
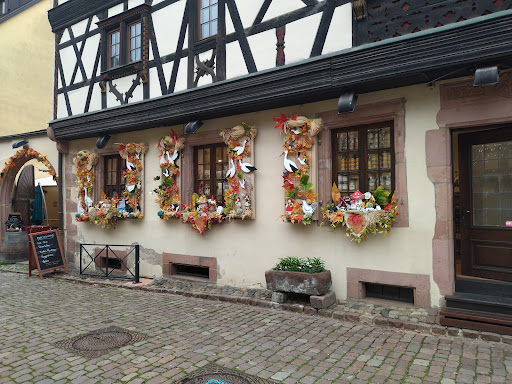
[
  {"left": 0, "top": 147, "right": 57, "bottom": 181},
  {"left": 220, "top": 123, "right": 257, "bottom": 220},
  {"left": 181, "top": 193, "right": 224, "bottom": 235},
  {"left": 273, "top": 113, "right": 321, "bottom": 225},
  {"left": 323, "top": 184, "right": 398, "bottom": 243},
  {"left": 116, "top": 142, "right": 148, "bottom": 217},
  {"left": 73, "top": 150, "right": 98, "bottom": 222},
  {"left": 154, "top": 130, "right": 186, "bottom": 220},
  {"left": 273, "top": 256, "right": 325, "bottom": 274}
]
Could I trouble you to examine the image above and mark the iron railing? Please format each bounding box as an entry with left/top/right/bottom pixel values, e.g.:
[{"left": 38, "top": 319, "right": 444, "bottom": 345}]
[{"left": 79, "top": 243, "right": 139, "bottom": 283}]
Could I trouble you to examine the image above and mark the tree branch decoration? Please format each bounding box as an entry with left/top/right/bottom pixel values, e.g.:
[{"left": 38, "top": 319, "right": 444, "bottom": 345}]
[
  {"left": 273, "top": 113, "right": 321, "bottom": 225},
  {"left": 323, "top": 184, "right": 398, "bottom": 243},
  {"left": 181, "top": 123, "right": 257, "bottom": 235},
  {"left": 73, "top": 150, "right": 98, "bottom": 223},
  {"left": 154, "top": 130, "right": 186, "bottom": 220},
  {"left": 0, "top": 147, "right": 57, "bottom": 181},
  {"left": 116, "top": 142, "right": 148, "bottom": 219}
]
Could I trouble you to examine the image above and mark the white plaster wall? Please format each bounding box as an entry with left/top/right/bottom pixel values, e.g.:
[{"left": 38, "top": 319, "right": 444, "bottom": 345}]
[
  {"left": 66, "top": 83, "right": 442, "bottom": 306},
  {"left": 57, "top": 94, "right": 68, "bottom": 118},
  {"left": 248, "top": 29, "right": 275, "bottom": 72},
  {"left": 149, "top": 67, "right": 163, "bottom": 98},
  {"left": 67, "top": 87, "right": 89, "bottom": 116},
  {"left": 226, "top": 41, "right": 247, "bottom": 79},
  {"left": 237, "top": 0, "right": 264, "bottom": 29},
  {"left": 323, "top": 3, "right": 352, "bottom": 54},
  {"left": 106, "top": 75, "right": 138, "bottom": 107},
  {"left": 151, "top": 2, "right": 187, "bottom": 58},
  {"left": 90, "top": 16, "right": 99, "bottom": 32},
  {"left": 81, "top": 34, "right": 100, "bottom": 80},
  {"left": 71, "top": 18, "right": 88, "bottom": 37},
  {"left": 128, "top": 81, "right": 144, "bottom": 104},
  {"left": 88, "top": 86, "right": 102, "bottom": 113},
  {"left": 263, "top": 0, "right": 305, "bottom": 22},
  {"left": 60, "top": 28, "right": 70, "bottom": 44},
  {"left": 108, "top": 4, "right": 124, "bottom": 18},
  {"left": 59, "top": 45, "right": 79, "bottom": 85},
  {"left": 285, "top": 13, "right": 322, "bottom": 64},
  {"left": 174, "top": 58, "right": 188, "bottom": 92},
  {"left": 128, "top": 0, "right": 145, "bottom": 9}
]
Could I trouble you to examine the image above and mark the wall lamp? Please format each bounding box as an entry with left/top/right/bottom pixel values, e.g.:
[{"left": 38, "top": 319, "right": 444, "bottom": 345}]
[
  {"left": 185, "top": 120, "right": 203, "bottom": 134},
  {"left": 96, "top": 135, "right": 111, "bottom": 149},
  {"left": 337, "top": 92, "right": 358, "bottom": 115},
  {"left": 473, "top": 66, "right": 499, "bottom": 87},
  {"left": 12, "top": 139, "right": 28, "bottom": 149}
]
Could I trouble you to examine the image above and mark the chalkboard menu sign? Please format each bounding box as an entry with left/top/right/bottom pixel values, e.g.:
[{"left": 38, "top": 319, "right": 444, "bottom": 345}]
[{"left": 28, "top": 230, "right": 67, "bottom": 279}]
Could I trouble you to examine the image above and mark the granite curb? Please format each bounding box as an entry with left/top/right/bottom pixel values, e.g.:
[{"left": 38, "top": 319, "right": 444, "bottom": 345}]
[{"left": 2, "top": 266, "right": 511, "bottom": 345}]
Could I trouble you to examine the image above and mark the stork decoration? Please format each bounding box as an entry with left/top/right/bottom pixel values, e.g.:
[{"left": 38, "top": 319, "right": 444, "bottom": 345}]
[
  {"left": 116, "top": 142, "right": 148, "bottom": 219},
  {"left": 73, "top": 150, "right": 99, "bottom": 223},
  {"left": 273, "top": 113, "right": 321, "bottom": 225},
  {"left": 154, "top": 130, "right": 186, "bottom": 219},
  {"left": 181, "top": 123, "right": 257, "bottom": 235}
]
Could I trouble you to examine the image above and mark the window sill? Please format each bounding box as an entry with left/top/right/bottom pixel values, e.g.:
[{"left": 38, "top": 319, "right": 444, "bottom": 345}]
[{"left": 102, "top": 61, "right": 142, "bottom": 80}]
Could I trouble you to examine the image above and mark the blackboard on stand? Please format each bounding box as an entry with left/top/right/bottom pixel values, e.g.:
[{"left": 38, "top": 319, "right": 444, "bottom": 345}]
[{"left": 28, "top": 230, "right": 67, "bottom": 279}]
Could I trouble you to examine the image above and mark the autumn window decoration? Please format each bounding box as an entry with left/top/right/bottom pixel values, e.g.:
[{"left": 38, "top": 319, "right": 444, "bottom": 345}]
[
  {"left": 115, "top": 142, "right": 148, "bottom": 219},
  {"left": 0, "top": 147, "right": 57, "bottom": 181},
  {"left": 323, "top": 184, "right": 398, "bottom": 242},
  {"left": 73, "top": 150, "right": 99, "bottom": 223},
  {"left": 219, "top": 123, "right": 257, "bottom": 220},
  {"left": 154, "top": 130, "right": 186, "bottom": 220},
  {"left": 181, "top": 123, "right": 257, "bottom": 235},
  {"left": 273, "top": 113, "right": 321, "bottom": 225}
]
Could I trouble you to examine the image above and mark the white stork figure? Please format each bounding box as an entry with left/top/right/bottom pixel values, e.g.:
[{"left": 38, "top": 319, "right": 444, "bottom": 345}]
[
  {"left": 239, "top": 159, "right": 257, "bottom": 173},
  {"left": 283, "top": 150, "right": 299, "bottom": 173},
  {"left": 225, "top": 158, "right": 236, "bottom": 179},
  {"left": 232, "top": 140, "right": 247, "bottom": 157}
]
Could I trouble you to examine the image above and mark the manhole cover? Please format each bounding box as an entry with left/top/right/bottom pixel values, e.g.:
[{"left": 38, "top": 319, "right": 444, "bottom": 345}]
[
  {"left": 55, "top": 326, "right": 149, "bottom": 358},
  {"left": 176, "top": 364, "right": 275, "bottom": 384}
]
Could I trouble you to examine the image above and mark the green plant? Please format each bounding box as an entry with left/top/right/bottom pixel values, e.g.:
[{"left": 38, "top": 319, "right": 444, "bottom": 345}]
[{"left": 273, "top": 256, "right": 325, "bottom": 273}]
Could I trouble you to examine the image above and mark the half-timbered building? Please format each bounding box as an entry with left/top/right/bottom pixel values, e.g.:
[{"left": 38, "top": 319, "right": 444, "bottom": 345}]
[{"left": 48, "top": 0, "right": 512, "bottom": 332}]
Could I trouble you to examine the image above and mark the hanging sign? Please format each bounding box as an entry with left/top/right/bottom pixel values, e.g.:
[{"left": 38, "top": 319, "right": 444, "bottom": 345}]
[{"left": 28, "top": 230, "right": 67, "bottom": 279}]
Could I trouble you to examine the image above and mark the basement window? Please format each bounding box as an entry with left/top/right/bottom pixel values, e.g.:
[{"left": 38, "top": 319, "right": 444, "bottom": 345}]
[
  {"left": 175, "top": 264, "right": 210, "bottom": 279},
  {"left": 365, "top": 283, "right": 414, "bottom": 304},
  {"left": 100, "top": 257, "right": 123, "bottom": 270}
]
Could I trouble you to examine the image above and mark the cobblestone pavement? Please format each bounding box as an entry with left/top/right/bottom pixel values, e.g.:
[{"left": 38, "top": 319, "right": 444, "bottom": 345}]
[{"left": 1, "top": 272, "right": 512, "bottom": 384}]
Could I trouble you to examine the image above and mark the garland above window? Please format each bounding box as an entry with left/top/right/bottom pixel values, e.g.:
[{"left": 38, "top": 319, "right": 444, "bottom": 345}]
[
  {"left": 73, "top": 150, "right": 98, "bottom": 223},
  {"left": 323, "top": 184, "right": 398, "bottom": 243},
  {"left": 154, "top": 130, "right": 186, "bottom": 220},
  {"left": 273, "top": 113, "right": 321, "bottom": 225}
]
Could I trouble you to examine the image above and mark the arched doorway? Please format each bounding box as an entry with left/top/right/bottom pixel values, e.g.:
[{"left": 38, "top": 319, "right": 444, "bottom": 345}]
[{"left": 0, "top": 147, "right": 58, "bottom": 244}]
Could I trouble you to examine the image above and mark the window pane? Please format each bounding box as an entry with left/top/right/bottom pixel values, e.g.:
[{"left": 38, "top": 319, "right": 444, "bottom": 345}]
[
  {"left": 337, "top": 173, "right": 348, "bottom": 193},
  {"left": 348, "top": 131, "right": 358, "bottom": 150},
  {"left": 380, "top": 127, "right": 391, "bottom": 148},
  {"left": 136, "top": 23, "right": 141, "bottom": 35},
  {"left": 210, "top": 19, "right": 218, "bottom": 35},
  {"left": 349, "top": 154, "right": 359, "bottom": 171},
  {"left": 337, "top": 132, "right": 347, "bottom": 151},
  {"left": 203, "top": 148, "right": 210, "bottom": 164},
  {"left": 368, "top": 173, "right": 378, "bottom": 191},
  {"left": 202, "top": 0, "right": 209, "bottom": 8},
  {"left": 211, "top": 0, "right": 218, "bottom": 4},
  {"left": 380, "top": 151, "right": 392, "bottom": 169},
  {"left": 135, "top": 49, "right": 141, "bottom": 61},
  {"left": 337, "top": 153, "right": 347, "bottom": 171},
  {"left": 136, "top": 35, "right": 141, "bottom": 48},
  {"left": 211, "top": 3, "right": 218, "bottom": 19},
  {"left": 380, "top": 172, "right": 392, "bottom": 191},
  {"left": 201, "top": 8, "right": 209, "bottom": 23},
  {"left": 131, "top": 51, "right": 136, "bottom": 62},
  {"left": 349, "top": 175, "right": 359, "bottom": 192},
  {"left": 201, "top": 23, "right": 209, "bottom": 38},
  {"left": 368, "top": 129, "right": 379, "bottom": 149},
  {"left": 368, "top": 153, "right": 378, "bottom": 170},
  {"left": 203, "top": 182, "right": 211, "bottom": 196}
]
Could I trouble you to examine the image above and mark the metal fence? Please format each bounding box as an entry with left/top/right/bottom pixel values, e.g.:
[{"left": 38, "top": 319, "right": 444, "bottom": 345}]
[{"left": 79, "top": 244, "right": 139, "bottom": 283}]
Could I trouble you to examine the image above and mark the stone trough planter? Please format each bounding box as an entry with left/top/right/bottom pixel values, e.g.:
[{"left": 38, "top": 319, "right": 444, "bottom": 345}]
[{"left": 265, "top": 269, "right": 332, "bottom": 296}]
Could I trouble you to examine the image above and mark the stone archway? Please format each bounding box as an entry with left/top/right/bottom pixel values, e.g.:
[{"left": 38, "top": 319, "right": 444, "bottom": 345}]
[{"left": 0, "top": 148, "right": 58, "bottom": 244}]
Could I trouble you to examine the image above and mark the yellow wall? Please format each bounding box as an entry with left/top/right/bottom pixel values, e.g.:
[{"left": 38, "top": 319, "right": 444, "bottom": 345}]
[{"left": 0, "top": 0, "right": 53, "bottom": 136}]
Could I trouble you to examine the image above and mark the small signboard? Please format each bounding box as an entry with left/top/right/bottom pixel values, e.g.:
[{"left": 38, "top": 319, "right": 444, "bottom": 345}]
[
  {"left": 28, "top": 230, "right": 67, "bottom": 279},
  {"left": 506, "top": 221, "right": 512, "bottom": 227}
]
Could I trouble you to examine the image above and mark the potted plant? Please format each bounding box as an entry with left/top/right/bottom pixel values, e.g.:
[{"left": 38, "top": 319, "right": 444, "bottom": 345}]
[{"left": 265, "top": 257, "right": 331, "bottom": 296}]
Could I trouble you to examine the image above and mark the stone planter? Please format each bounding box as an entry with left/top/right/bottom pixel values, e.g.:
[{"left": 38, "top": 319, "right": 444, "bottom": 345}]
[{"left": 265, "top": 269, "right": 332, "bottom": 296}]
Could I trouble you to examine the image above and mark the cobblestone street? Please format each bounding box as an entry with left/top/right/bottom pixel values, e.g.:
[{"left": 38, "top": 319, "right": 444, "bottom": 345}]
[{"left": 1, "top": 272, "right": 512, "bottom": 384}]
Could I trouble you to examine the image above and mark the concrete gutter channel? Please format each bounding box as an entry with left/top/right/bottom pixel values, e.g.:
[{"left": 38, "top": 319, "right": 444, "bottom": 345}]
[{"left": 2, "top": 264, "right": 511, "bottom": 345}]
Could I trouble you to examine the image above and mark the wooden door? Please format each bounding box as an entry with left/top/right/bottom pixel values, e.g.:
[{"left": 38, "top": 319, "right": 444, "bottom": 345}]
[{"left": 459, "top": 128, "right": 512, "bottom": 282}]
